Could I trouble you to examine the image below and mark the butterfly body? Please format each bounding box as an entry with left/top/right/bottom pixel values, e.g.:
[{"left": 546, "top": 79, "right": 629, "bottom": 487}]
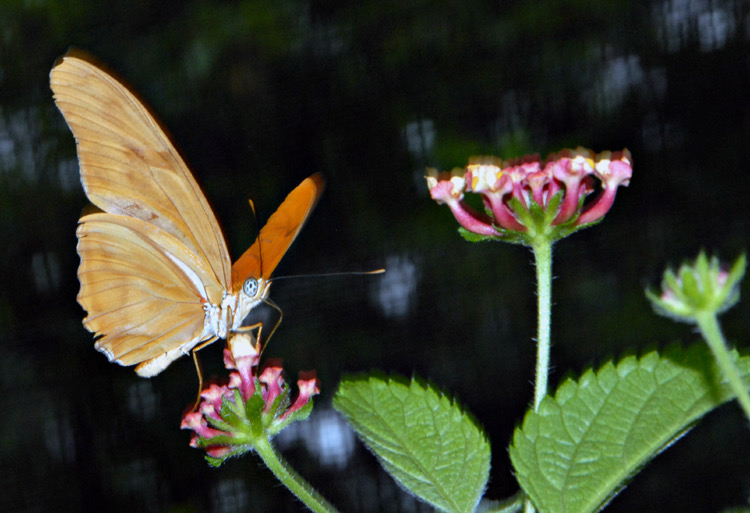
[{"left": 51, "top": 51, "right": 322, "bottom": 377}]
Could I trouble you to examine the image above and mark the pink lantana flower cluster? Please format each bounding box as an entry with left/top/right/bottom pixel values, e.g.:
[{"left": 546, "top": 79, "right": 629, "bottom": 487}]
[
  {"left": 426, "top": 148, "right": 632, "bottom": 245},
  {"left": 181, "top": 333, "right": 319, "bottom": 467}
]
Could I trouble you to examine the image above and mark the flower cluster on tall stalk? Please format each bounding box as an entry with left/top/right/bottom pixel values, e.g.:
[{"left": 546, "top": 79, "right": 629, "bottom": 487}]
[
  {"left": 427, "top": 147, "right": 632, "bottom": 513},
  {"left": 426, "top": 147, "right": 632, "bottom": 245}
]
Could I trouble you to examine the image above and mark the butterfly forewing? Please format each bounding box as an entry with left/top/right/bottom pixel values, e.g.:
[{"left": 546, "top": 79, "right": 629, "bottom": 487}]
[
  {"left": 231, "top": 174, "right": 324, "bottom": 290},
  {"left": 50, "top": 53, "right": 232, "bottom": 287}
]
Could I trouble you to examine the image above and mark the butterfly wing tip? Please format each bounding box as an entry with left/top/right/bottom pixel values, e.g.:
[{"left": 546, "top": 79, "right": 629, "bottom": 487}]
[
  {"left": 94, "top": 344, "right": 115, "bottom": 362},
  {"left": 308, "top": 173, "right": 326, "bottom": 191}
]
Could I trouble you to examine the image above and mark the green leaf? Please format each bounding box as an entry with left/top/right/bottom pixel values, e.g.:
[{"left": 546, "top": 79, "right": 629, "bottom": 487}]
[
  {"left": 510, "top": 344, "right": 750, "bottom": 513},
  {"left": 334, "top": 374, "right": 490, "bottom": 513}
]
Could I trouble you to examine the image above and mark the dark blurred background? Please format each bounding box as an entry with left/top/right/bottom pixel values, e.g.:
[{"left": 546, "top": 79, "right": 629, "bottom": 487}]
[{"left": 1, "top": 1, "right": 749, "bottom": 512}]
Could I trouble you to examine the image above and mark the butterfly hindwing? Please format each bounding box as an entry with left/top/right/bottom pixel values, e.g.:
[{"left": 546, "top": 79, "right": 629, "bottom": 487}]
[{"left": 77, "top": 212, "right": 216, "bottom": 374}]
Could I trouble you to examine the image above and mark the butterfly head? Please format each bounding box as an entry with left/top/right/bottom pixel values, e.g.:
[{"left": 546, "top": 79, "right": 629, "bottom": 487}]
[
  {"left": 227, "top": 276, "right": 272, "bottom": 332},
  {"left": 239, "top": 276, "right": 273, "bottom": 303}
]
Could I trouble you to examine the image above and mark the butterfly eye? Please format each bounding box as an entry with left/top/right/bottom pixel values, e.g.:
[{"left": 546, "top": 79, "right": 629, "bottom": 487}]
[{"left": 242, "top": 278, "right": 260, "bottom": 298}]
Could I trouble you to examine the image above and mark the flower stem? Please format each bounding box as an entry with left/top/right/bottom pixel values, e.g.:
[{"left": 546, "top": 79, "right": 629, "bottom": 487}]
[
  {"left": 254, "top": 437, "right": 340, "bottom": 513},
  {"left": 694, "top": 311, "right": 750, "bottom": 422},
  {"left": 532, "top": 240, "right": 553, "bottom": 411},
  {"left": 522, "top": 240, "right": 553, "bottom": 513}
]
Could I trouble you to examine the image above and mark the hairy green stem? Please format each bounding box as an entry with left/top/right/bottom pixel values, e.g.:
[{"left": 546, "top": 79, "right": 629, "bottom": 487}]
[
  {"left": 532, "top": 240, "right": 553, "bottom": 411},
  {"left": 254, "top": 438, "right": 340, "bottom": 513},
  {"left": 522, "top": 240, "right": 554, "bottom": 513},
  {"left": 695, "top": 311, "right": 750, "bottom": 422}
]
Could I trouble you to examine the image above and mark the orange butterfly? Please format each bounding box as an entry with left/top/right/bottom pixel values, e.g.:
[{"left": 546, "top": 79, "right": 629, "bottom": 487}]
[{"left": 50, "top": 51, "right": 323, "bottom": 377}]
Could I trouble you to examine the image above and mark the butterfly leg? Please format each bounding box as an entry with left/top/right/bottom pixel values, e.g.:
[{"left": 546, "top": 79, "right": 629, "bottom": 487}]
[
  {"left": 259, "top": 297, "right": 283, "bottom": 351},
  {"left": 233, "top": 297, "right": 284, "bottom": 354},
  {"left": 189, "top": 336, "right": 218, "bottom": 410}
]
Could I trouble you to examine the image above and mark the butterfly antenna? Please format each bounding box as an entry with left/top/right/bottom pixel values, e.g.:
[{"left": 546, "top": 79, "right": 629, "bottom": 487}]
[
  {"left": 247, "top": 198, "right": 266, "bottom": 278},
  {"left": 260, "top": 269, "right": 383, "bottom": 351},
  {"left": 269, "top": 268, "right": 385, "bottom": 283}
]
